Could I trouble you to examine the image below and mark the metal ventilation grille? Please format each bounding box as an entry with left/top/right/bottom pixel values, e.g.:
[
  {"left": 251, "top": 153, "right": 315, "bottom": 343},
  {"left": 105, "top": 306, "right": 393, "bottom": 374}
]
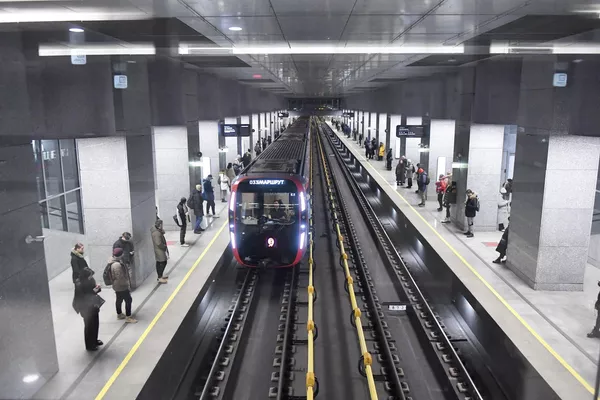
[
  {"left": 251, "top": 159, "right": 299, "bottom": 173},
  {"left": 259, "top": 140, "right": 305, "bottom": 162}
]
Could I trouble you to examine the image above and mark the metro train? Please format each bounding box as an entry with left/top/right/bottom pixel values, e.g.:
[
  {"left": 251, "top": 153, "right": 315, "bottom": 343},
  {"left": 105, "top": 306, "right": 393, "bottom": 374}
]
[{"left": 228, "top": 116, "right": 311, "bottom": 268}]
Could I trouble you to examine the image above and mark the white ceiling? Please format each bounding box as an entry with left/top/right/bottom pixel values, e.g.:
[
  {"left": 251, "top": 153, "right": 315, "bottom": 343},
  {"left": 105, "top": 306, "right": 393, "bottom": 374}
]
[{"left": 4, "top": 0, "right": 600, "bottom": 96}]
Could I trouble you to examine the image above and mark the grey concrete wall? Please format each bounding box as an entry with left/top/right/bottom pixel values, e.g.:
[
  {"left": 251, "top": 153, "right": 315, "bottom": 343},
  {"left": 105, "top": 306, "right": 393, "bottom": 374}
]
[
  {"left": 0, "top": 142, "right": 58, "bottom": 399},
  {"left": 43, "top": 228, "right": 86, "bottom": 280}
]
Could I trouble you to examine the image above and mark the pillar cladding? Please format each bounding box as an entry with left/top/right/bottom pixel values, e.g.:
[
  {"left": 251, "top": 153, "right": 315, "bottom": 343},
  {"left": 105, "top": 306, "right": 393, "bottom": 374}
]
[
  {"left": 427, "top": 120, "right": 455, "bottom": 198},
  {"left": 508, "top": 135, "right": 600, "bottom": 291},
  {"left": 0, "top": 142, "right": 58, "bottom": 400},
  {"left": 77, "top": 135, "right": 156, "bottom": 288},
  {"left": 152, "top": 126, "right": 190, "bottom": 230}
]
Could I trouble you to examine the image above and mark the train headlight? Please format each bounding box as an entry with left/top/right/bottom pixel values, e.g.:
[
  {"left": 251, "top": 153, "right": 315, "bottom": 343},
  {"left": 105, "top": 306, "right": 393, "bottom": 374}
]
[
  {"left": 229, "top": 191, "right": 236, "bottom": 212},
  {"left": 299, "top": 232, "right": 305, "bottom": 250}
]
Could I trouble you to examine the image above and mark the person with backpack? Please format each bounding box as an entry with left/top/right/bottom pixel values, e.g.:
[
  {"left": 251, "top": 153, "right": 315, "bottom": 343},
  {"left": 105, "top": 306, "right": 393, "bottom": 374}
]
[
  {"left": 417, "top": 167, "right": 429, "bottom": 207},
  {"left": 435, "top": 174, "right": 447, "bottom": 211},
  {"left": 175, "top": 197, "right": 189, "bottom": 247},
  {"left": 73, "top": 267, "right": 104, "bottom": 351},
  {"left": 203, "top": 175, "right": 218, "bottom": 217},
  {"left": 187, "top": 184, "right": 205, "bottom": 234},
  {"left": 218, "top": 170, "right": 230, "bottom": 202},
  {"left": 464, "top": 189, "right": 480, "bottom": 238},
  {"left": 109, "top": 248, "right": 137, "bottom": 323},
  {"left": 151, "top": 219, "right": 169, "bottom": 284}
]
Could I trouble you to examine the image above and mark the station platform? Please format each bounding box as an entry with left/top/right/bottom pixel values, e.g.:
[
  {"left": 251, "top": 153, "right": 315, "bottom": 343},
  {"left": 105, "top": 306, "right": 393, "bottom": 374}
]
[
  {"left": 34, "top": 203, "right": 230, "bottom": 400},
  {"left": 331, "top": 123, "right": 599, "bottom": 400}
]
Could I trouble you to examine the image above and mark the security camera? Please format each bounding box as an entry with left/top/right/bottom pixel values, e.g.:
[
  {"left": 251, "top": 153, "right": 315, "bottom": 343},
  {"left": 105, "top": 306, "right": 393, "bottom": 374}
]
[
  {"left": 252, "top": 129, "right": 256, "bottom": 133},
  {"left": 196, "top": 151, "right": 203, "bottom": 158}
]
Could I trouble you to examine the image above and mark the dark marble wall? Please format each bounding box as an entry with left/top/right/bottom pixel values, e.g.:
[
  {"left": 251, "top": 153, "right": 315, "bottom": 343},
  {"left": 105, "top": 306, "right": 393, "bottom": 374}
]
[{"left": 0, "top": 143, "right": 58, "bottom": 399}]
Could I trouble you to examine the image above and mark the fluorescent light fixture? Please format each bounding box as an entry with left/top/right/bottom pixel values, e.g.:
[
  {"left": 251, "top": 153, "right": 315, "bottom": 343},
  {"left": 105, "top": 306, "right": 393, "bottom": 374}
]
[
  {"left": 23, "top": 374, "right": 39, "bottom": 384},
  {"left": 179, "top": 43, "right": 464, "bottom": 56},
  {"left": 452, "top": 162, "right": 468, "bottom": 169},
  {"left": 0, "top": 10, "right": 146, "bottom": 23},
  {"left": 69, "top": 27, "right": 84, "bottom": 33},
  {"left": 490, "top": 41, "right": 600, "bottom": 55},
  {"left": 228, "top": 26, "right": 242, "bottom": 31},
  {"left": 39, "top": 43, "right": 155, "bottom": 57}
]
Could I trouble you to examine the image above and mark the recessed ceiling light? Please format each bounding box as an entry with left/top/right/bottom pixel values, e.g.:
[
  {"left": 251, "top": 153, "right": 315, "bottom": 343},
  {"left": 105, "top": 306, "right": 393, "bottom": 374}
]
[
  {"left": 573, "top": 58, "right": 584, "bottom": 63},
  {"left": 23, "top": 374, "right": 39, "bottom": 384},
  {"left": 228, "top": 26, "right": 242, "bottom": 31},
  {"left": 69, "top": 27, "right": 84, "bottom": 33}
]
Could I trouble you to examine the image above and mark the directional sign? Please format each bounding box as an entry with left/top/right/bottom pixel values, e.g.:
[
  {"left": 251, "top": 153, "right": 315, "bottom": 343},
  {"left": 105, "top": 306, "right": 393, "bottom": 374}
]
[{"left": 396, "top": 125, "right": 426, "bottom": 138}]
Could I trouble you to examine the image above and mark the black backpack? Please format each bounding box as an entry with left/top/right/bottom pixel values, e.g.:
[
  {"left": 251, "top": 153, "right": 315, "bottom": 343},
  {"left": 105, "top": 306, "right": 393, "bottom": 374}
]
[
  {"left": 103, "top": 262, "right": 114, "bottom": 286},
  {"left": 425, "top": 175, "right": 430, "bottom": 185}
]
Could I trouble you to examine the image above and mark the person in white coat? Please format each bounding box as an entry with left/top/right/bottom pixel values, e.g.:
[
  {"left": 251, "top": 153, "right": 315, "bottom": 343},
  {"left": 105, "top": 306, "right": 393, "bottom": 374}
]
[
  {"left": 497, "top": 187, "right": 510, "bottom": 231},
  {"left": 218, "top": 170, "right": 230, "bottom": 202}
]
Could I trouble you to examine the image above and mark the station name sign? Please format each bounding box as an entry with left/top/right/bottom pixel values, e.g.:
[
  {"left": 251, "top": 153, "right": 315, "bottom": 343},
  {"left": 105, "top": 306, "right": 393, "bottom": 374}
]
[
  {"left": 249, "top": 179, "right": 286, "bottom": 185},
  {"left": 220, "top": 123, "right": 251, "bottom": 137},
  {"left": 396, "top": 125, "right": 426, "bottom": 138}
]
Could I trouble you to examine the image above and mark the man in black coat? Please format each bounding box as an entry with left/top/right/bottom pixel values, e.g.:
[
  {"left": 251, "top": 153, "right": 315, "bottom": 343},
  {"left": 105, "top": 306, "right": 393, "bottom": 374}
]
[
  {"left": 188, "top": 184, "right": 205, "bottom": 233},
  {"left": 113, "top": 232, "right": 134, "bottom": 265}
]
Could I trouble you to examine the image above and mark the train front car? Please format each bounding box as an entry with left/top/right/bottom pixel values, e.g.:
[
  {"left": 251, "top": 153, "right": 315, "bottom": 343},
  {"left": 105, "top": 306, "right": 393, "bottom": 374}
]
[{"left": 229, "top": 117, "right": 310, "bottom": 268}]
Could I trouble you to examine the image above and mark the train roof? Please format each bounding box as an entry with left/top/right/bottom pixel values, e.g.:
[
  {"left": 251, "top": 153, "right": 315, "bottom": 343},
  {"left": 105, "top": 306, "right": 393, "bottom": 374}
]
[{"left": 245, "top": 117, "right": 309, "bottom": 176}]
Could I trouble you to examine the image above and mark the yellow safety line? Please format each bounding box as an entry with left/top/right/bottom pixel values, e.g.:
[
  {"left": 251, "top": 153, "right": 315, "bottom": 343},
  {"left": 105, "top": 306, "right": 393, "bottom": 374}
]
[
  {"left": 338, "top": 132, "right": 596, "bottom": 395},
  {"left": 95, "top": 221, "right": 229, "bottom": 400},
  {"left": 316, "top": 129, "right": 378, "bottom": 400},
  {"left": 306, "top": 117, "right": 316, "bottom": 400}
]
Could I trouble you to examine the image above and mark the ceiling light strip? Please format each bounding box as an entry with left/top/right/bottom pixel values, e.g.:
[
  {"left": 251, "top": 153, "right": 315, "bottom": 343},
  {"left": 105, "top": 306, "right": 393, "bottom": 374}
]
[
  {"left": 39, "top": 43, "right": 156, "bottom": 56},
  {"left": 179, "top": 44, "right": 464, "bottom": 55}
]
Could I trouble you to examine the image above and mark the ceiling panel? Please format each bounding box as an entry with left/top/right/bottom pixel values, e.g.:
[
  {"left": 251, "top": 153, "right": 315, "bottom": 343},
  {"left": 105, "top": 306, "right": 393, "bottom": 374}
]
[
  {"left": 225, "top": 33, "right": 287, "bottom": 45},
  {"left": 433, "top": 0, "right": 526, "bottom": 15},
  {"left": 271, "top": 0, "right": 355, "bottom": 15},
  {"left": 409, "top": 15, "right": 479, "bottom": 35},
  {"left": 184, "top": 0, "right": 272, "bottom": 17},
  {"left": 341, "top": 14, "right": 422, "bottom": 42},
  {"left": 352, "top": 0, "right": 439, "bottom": 15},
  {"left": 277, "top": 15, "right": 349, "bottom": 40},
  {"left": 204, "top": 16, "right": 282, "bottom": 36}
]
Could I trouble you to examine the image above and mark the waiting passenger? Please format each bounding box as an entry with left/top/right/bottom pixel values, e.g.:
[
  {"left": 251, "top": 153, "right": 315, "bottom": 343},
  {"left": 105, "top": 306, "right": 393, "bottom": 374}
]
[
  {"left": 113, "top": 232, "right": 134, "bottom": 269},
  {"left": 267, "top": 136, "right": 272, "bottom": 145},
  {"left": 151, "top": 219, "right": 169, "bottom": 284},
  {"left": 417, "top": 168, "right": 429, "bottom": 207},
  {"left": 176, "top": 197, "right": 189, "bottom": 247},
  {"left": 414, "top": 163, "right": 421, "bottom": 193},
  {"left": 405, "top": 160, "right": 414, "bottom": 189},
  {"left": 441, "top": 173, "right": 453, "bottom": 224},
  {"left": 226, "top": 163, "right": 236, "bottom": 186},
  {"left": 464, "top": 189, "right": 479, "bottom": 238},
  {"left": 395, "top": 156, "right": 406, "bottom": 186},
  {"left": 262, "top": 137, "right": 267, "bottom": 151},
  {"left": 72, "top": 267, "right": 104, "bottom": 351},
  {"left": 187, "top": 184, "right": 205, "bottom": 234},
  {"left": 254, "top": 141, "right": 262, "bottom": 156},
  {"left": 587, "top": 282, "right": 600, "bottom": 338},
  {"left": 110, "top": 248, "right": 137, "bottom": 323},
  {"left": 270, "top": 200, "right": 287, "bottom": 220},
  {"left": 497, "top": 187, "right": 510, "bottom": 231},
  {"left": 435, "top": 174, "right": 447, "bottom": 212},
  {"left": 218, "top": 170, "right": 229, "bottom": 202},
  {"left": 203, "top": 175, "right": 218, "bottom": 217},
  {"left": 233, "top": 156, "right": 242, "bottom": 175},
  {"left": 71, "top": 243, "right": 91, "bottom": 283},
  {"left": 242, "top": 149, "right": 252, "bottom": 168},
  {"left": 386, "top": 148, "right": 393, "bottom": 170},
  {"left": 378, "top": 143, "right": 385, "bottom": 161},
  {"left": 493, "top": 223, "right": 509, "bottom": 264}
]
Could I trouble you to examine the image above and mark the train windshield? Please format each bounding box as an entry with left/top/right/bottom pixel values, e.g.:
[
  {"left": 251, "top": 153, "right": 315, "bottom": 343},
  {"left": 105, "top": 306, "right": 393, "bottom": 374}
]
[{"left": 234, "top": 179, "right": 301, "bottom": 266}]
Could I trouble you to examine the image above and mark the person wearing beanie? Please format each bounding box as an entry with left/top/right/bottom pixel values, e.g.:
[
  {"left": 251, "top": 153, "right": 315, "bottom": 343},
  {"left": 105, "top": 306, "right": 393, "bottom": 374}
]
[
  {"left": 176, "top": 197, "right": 190, "bottom": 247},
  {"left": 110, "top": 247, "right": 137, "bottom": 323},
  {"left": 151, "top": 219, "right": 169, "bottom": 283}
]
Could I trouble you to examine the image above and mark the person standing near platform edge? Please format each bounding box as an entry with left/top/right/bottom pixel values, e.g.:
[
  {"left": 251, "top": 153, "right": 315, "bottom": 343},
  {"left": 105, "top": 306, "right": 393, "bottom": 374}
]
[
  {"left": 464, "top": 189, "right": 479, "bottom": 238},
  {"left": 417, "top": 168, "right": 429, "bottom": 207},
  {"left": 110, "top": 248, "right": 137, "bottom": 323},
  {"left": 435, "top": 174, "right": 447, "bottom": 211},
  {"left": 176, "top": 197, "right": 189, "bottom": 247},
  {"left": 203, "top": 175, "right": 218, "bottom": 218},
  {"left": 151, "top": 219, "right": 169, "bottom": 284},
  {"left": 188, "top": 184, "right": 205, "bottom": 233}
]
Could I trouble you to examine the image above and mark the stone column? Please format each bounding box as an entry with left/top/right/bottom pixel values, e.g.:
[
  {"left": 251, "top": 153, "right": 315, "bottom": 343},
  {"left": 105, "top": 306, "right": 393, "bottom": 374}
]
[
  {"left": 378, "top": 113, "right": 387, "bottom": 149},
  {"left": 406, "top": 116, "right": 422, "bottom": 166},
  {"left": 427, "top": 120, "right": 456, "bottom": 198},
  {"left": 77, "top": 135, "right": 156, "bottom": 287},
  {"left": 507, "top": 135, "right": 600, "bottom": 290},
  {"left": 240, "top": 115, "right": 250, "bottom": 155},
  {"left": 390, "top": 114, "right": 402, "bottom": 159},
  {"left": 152, "top": 126, "right": 190, "bottom": 230},
  {"left": 198, "top": 121, "right": 219, "bottom": 182},
  {"left": 223, "top": 117, "right": 238, "bottom": 164}
]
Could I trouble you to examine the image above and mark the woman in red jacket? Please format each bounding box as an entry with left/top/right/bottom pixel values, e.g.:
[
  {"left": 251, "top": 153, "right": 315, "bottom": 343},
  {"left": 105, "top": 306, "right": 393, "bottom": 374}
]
[{"left": 435, "top": 174, "right": 447, "bottom": 211}]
